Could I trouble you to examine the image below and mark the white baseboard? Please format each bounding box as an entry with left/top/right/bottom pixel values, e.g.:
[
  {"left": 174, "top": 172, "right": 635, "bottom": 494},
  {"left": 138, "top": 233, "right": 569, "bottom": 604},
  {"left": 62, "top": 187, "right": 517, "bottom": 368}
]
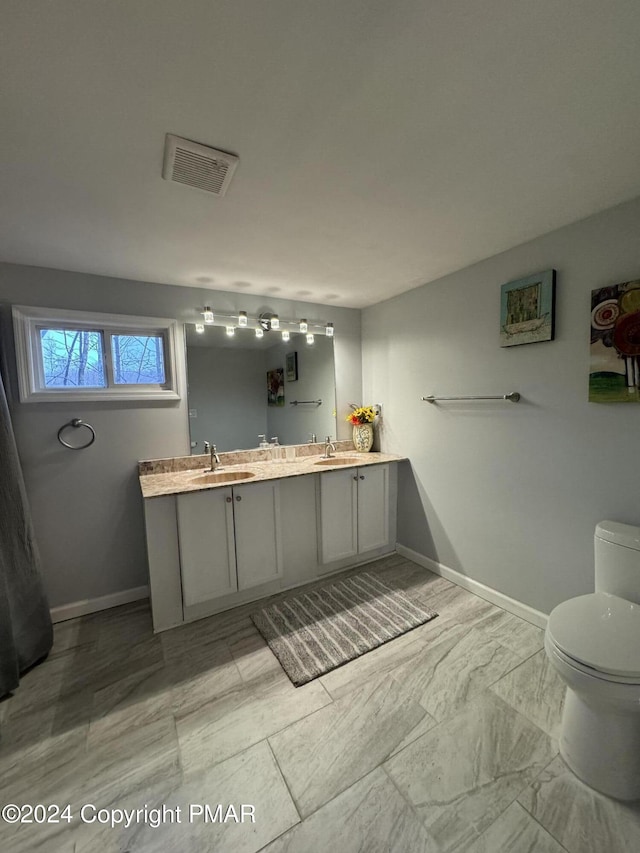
[
  {"left": 50, "top": 585, "right": 150, "bottom": 623},
  {"left": 396, "top": 544, "right": 548, "bottom": 629}
]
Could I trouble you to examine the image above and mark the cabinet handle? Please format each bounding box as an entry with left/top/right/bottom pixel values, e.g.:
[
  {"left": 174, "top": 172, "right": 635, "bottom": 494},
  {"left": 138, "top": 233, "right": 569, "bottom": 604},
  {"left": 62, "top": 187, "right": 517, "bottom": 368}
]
[
  {"left": 235, "top": 495, "right": 242, "bottom": 502},
  {"left": 359, "top": 475, "right": 365, "bottom": 480},
  {"left": 353, "top": 475, "right": 358, "bottom": 481},
  {"left": 225, "top": 496, "right": 232, "bottom": 503}
]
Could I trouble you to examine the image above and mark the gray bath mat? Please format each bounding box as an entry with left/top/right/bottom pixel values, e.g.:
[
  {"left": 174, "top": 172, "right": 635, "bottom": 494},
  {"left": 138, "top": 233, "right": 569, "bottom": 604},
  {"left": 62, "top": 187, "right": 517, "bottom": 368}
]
[{"left": 251, "top": 571, "right": 438, "bottom": 686}]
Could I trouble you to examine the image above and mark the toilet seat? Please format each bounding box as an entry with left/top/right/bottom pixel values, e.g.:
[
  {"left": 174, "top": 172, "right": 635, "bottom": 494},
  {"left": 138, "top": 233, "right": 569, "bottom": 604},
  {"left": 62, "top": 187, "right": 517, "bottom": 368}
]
[
  {"left": 547, "top": 592, "right": 640, "bottom": 680},
  {"left": 547, "top": 638, "right": 640, "bottom": 684}
]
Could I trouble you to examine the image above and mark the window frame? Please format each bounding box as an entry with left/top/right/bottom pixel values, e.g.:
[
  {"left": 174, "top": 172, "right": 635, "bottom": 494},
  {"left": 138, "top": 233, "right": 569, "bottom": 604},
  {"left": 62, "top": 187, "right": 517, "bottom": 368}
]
[{"left": 13, "top": 305, "right": 183, "bottom": 402}]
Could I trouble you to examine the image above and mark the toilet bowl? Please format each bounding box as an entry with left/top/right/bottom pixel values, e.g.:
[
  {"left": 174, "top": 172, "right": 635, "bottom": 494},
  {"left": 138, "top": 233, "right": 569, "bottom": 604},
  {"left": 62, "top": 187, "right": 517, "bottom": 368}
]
[{"left": 545, "top": 521, "right": 640, "bottom": 801}]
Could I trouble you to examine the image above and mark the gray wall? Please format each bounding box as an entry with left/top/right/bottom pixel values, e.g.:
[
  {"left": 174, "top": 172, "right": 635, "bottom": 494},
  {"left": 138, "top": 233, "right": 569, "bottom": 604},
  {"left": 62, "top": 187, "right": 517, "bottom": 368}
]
[
  {"left": 265, "top": 337, "right": 336, "bottom": 444},
  {"left": 0, "top": 263, "right": 362, "bottom": 608},
  {"left": 186, "top": 346, "right": 267, "bottom": 452},
  {"left": 363, "top": 196, "right": 640, "bottom": 615}
]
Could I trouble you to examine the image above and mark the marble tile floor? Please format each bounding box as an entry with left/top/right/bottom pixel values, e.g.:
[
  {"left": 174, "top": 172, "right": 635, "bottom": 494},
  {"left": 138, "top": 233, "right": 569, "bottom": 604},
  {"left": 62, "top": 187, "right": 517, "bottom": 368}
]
[{"left": 1, "top": 553, "right": 640, "bottom": 852}]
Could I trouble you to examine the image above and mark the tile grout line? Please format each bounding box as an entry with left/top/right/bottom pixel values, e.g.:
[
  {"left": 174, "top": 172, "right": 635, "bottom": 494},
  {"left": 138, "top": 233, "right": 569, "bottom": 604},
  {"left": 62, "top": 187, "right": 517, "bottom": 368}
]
[
  {"left": 487, "top": 685, "right": 562, "bottom": 748},
  {"left": 515, "top": 754, "right": 573, "bottom": 853},
  {"left": 265, "top": 694, "right": 441, "bottom": 828},
  {"left": 264, "top": 738, "right": 303, "bottom": 825},
  {"left": 379, "top": 762, "right": 435, "bottom": 840},
  {"left": 175, "top": 682, "right": 334, "bottom": 778}
]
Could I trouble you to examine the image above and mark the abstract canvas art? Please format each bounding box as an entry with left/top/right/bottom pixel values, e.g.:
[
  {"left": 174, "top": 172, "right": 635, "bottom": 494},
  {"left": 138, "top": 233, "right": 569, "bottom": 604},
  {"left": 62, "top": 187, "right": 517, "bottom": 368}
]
[
  {"left": 590, "top": 280, "right": 640, "bottom": 403},
  {"left": 500, "top": 269, "right": 556, "bottom": 347}
]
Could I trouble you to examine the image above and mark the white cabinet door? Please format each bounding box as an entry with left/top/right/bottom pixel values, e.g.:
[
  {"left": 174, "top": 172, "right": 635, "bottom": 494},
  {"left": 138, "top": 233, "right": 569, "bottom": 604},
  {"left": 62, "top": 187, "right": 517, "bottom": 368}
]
[
  {"left": 319, "top": 468, "right": 358, "bottom": 563},
  {"left": 357, "top": 464, "right": 389, "bottom": 553},
  {"left": 177, "top": 487, "right": 237, "bottom": 606},
  {"left": 234, "top": 480, "right": 282, "bottom": 590}
]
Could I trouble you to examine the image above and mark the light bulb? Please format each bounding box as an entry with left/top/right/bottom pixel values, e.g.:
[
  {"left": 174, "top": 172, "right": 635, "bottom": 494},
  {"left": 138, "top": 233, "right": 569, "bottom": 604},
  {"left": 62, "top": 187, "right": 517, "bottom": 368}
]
[
  {"left": 226, "top": 326, "right": 235, "bottom": 337},
  {"left": 325, "top": 322, "right": 334, "bottom": 337},
  {"left": 195, "top": 323, "right": 205, "bottom": 334},
  {"left": 271, "top": 314, "right": 280, "bottom": 330},
  {"left": 238, "top": 311, "right": 248, "bottom": 327},
  {"left": 255, "top": 327, "right": 264, "bottom": 338},
  {"left": 281, "top": 330, "right": 290, "bottom": 342},
  {"left": 306, "top": 333, "right": 315, "bottom": 345},
  {"left": 299, "top": 319, "right": 308, "bottom": 333},
  {"left": 203, "top": 307, "right": 214, "bottom": 324}
]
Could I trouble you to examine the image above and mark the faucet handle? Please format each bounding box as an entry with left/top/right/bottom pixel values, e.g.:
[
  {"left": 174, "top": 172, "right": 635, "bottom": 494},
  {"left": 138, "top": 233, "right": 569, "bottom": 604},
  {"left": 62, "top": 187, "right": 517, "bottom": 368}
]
[
  {"left": 270, "top": 436, "right": 279, "bottom": 445},
  {"left": 325, "top": 435, "right": 332, "bottom": 442},
  {"left": 203, "top": 440, "right": 211, "bottom": 453}
]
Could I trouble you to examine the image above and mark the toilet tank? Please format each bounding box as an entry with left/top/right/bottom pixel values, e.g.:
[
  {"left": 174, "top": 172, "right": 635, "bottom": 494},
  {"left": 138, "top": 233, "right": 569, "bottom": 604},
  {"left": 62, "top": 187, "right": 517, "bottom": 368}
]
[{"left": 595, "top": 520, "right": 640, "bottom": 603}]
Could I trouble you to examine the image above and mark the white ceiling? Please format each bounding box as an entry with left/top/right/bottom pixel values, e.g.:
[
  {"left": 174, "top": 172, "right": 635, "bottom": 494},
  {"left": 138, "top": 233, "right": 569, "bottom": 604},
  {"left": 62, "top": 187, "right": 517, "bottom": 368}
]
[{"left": 2, "top": 1, "right": 640, "bottom": 309}]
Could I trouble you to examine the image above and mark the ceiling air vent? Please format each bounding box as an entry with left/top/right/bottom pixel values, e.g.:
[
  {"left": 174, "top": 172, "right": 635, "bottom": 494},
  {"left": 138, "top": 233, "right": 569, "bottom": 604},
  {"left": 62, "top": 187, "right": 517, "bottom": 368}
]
[{"left": 162, "top": 134, "right": 239, "bottom": 196}]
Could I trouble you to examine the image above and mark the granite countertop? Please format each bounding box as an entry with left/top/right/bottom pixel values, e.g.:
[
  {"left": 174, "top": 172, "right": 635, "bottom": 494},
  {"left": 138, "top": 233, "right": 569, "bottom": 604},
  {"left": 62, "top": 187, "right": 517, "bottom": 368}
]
[{"left": 139, "top": 450, "right": 406, "bottom": 499}]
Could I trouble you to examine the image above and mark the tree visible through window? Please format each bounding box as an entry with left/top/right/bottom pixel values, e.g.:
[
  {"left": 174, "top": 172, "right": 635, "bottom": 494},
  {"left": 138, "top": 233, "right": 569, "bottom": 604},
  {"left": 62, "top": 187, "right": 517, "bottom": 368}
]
[
  {"left": 112, "top": 334, "right": 165, "bottom": 384},
  {"left": 40, "top": 329, "right": 106, "bottom": 387},
  {"left": 39, "top": 329, "right": 166, "bottom": 388}
]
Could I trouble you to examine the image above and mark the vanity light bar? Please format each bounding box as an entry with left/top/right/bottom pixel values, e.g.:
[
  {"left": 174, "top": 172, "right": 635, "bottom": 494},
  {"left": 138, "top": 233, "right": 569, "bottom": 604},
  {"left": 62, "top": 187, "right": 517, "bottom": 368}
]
[{"left": 194, "top": 309, "right": 334, "bottom": 337}]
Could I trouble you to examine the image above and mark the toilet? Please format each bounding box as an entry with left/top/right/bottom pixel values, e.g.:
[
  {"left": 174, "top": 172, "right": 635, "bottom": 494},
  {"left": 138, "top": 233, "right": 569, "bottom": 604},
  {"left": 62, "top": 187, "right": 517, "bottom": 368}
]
[{"left": 545, "top": 520, "right": 640, "bottom": 800}]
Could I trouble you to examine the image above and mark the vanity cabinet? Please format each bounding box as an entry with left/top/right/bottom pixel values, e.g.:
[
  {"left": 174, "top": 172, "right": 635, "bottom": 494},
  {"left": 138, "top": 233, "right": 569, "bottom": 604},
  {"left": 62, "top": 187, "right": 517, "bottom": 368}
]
[
  {"left": 143, "top": 457, "right": 399, "bottom": 632},
  {"left": 318, "top": 464, "right": 390, "bottom": 566},
  {"left": 177, "top": 480, "right": 282, "bottom": 607}
]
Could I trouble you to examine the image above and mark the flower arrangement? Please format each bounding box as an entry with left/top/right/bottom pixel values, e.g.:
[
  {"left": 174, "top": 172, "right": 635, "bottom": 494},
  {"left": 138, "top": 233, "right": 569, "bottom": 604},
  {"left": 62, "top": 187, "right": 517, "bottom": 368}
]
[{"left": 346, "top": 405, "right": 376, "bottom": 425}]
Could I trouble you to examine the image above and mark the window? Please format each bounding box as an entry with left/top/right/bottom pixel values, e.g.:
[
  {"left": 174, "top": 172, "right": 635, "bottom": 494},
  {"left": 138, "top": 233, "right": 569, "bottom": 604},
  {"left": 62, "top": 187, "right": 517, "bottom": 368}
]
[{"left": 13, "top": 306, "right": 182, "bottom": 402}]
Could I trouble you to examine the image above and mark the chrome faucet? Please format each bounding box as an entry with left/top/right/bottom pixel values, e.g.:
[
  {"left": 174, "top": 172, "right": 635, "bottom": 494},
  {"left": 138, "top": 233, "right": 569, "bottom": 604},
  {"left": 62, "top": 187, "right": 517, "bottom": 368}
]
[
  {"left": 210, "top": 444, "right": 222, "bottom": 471},
  {"left": 322, "top": 435, "right": 336, "bottom": 459},
  {"left": 308, "top": 433, "right": 317, "bottom": 443}
]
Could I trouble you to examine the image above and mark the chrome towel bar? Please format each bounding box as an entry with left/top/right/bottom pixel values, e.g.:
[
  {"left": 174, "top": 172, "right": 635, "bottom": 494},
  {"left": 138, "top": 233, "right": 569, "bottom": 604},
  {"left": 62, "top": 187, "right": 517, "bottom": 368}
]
[
  {"left": 422, "top": 392, "right": 521, "bottom": 403},
  {"left": 289, "top": 399, "right": 322, "bottom": 406}
]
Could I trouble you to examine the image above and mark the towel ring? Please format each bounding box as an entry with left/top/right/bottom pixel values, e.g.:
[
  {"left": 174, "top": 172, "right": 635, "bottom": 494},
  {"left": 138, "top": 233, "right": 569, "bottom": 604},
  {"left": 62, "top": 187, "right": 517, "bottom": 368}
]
[{"left": 57, "top": 419, "right": 96, "bottom": 450}]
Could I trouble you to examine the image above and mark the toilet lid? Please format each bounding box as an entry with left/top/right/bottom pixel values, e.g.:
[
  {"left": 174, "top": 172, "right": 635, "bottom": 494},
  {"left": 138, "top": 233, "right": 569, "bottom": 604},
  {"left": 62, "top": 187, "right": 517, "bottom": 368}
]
[{"left": 547, "top": 593, "right": 640, "bottom": 677}]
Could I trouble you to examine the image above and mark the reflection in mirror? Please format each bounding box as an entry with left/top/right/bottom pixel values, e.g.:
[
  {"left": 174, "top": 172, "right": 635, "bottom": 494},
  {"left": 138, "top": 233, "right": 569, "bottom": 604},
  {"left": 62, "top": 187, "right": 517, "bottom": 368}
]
[{"left": 185, "top": 325, "right": 337, "bottom": 453}]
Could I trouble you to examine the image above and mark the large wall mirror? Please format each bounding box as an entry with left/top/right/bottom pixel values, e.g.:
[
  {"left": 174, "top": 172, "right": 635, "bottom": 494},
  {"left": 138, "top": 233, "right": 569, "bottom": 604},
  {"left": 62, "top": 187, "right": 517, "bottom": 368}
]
[{"left": 185, "top": 325, "right": 337, "bottom": 452}]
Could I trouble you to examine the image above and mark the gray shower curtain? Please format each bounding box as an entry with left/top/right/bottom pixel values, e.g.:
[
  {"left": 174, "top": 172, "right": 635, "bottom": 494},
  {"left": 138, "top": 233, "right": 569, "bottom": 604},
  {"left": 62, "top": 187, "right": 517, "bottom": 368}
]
[{"left": 0, "top": 366, "right": 52, "bottom": 698}]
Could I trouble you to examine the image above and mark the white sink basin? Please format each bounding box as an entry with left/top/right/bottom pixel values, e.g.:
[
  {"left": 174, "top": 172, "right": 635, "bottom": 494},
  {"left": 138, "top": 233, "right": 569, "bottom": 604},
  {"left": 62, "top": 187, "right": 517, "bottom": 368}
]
[{"left": 190, "top": 470, "right": 256, "bottom": 484}]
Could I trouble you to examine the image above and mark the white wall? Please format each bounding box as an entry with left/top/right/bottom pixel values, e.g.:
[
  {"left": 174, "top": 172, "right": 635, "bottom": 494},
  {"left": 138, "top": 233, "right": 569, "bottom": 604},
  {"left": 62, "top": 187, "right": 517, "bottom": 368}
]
[
  {"left": 363, "top": 196, "right": 640, "bottom": 615},
  {"left": 0, "top": 263, "right": 362, "bottom": 609}
]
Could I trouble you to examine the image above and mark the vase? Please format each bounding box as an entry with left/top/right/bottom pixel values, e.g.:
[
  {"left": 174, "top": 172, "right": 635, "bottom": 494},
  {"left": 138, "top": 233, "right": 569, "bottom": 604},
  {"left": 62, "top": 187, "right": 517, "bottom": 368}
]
[{"left": 352, "top": 422, "right": 374, "bottom": 452}]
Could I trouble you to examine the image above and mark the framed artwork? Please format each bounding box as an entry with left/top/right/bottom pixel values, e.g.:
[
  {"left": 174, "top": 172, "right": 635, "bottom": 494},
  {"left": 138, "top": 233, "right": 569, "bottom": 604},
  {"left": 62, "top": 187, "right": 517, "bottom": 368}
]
[
  {"left": 590, "top": 279, "right": 640, "bottom": 403},
  {"left": 500, "top": 269, "right": 556, "bottom": 347},
  {"left": 286, "top": 351, "right": 298, "bottom": 382},
  {"left": 267, "top": 368, "right": 284, "bottom": 407}
]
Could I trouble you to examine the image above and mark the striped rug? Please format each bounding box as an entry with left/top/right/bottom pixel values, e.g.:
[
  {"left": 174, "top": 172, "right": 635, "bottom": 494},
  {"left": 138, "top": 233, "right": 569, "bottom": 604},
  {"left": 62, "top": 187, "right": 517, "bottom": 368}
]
[{"left": 251, "top": 572, "right": 438, "bottom": 686}]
